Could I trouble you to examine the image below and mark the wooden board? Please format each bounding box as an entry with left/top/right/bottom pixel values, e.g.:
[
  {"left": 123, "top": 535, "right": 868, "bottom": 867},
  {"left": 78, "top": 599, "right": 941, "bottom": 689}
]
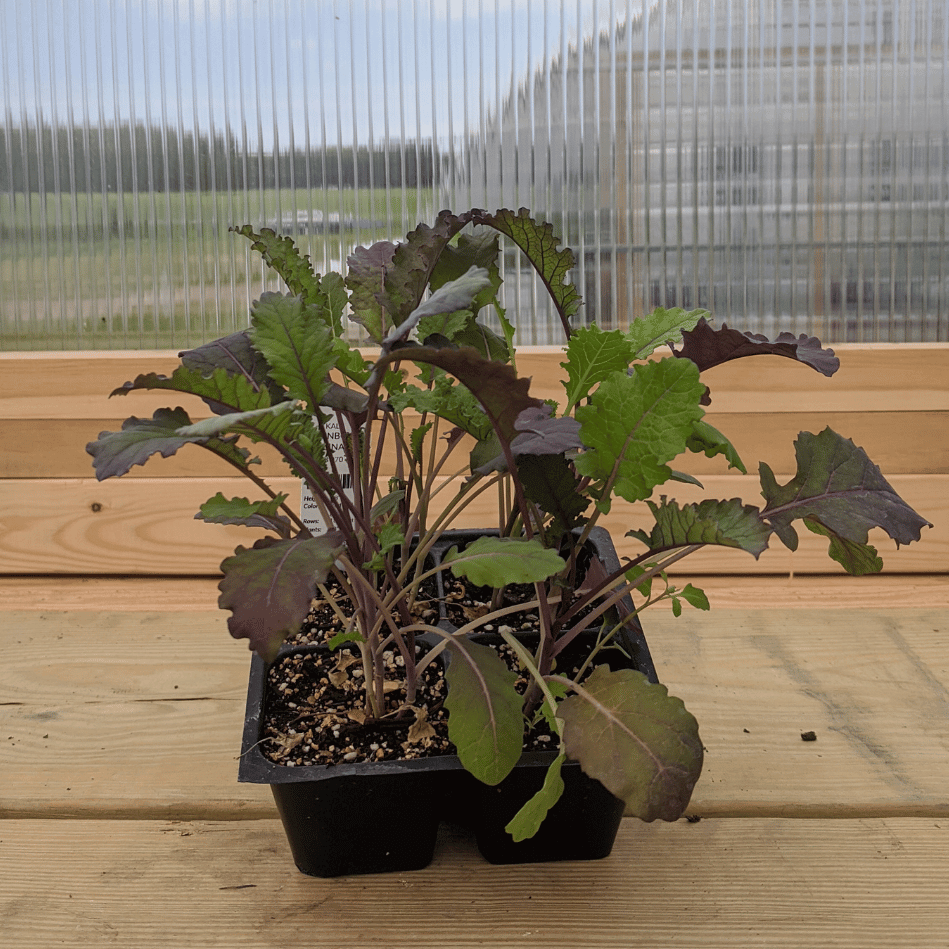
[
  {"left": 0, "top": 818, "right": 946, "bottom": 948},
  {"left": 5, "top": 407, "right": 947, "bottom": 478},
  {"left": 0, "top": 610, "right": 273, "bottom": 819},
  {"left": 1, "top": 573, "right": 946, "bottom": 612},
  {"left": 0, "top": 474, "right": 943, "bottom": 574},
  {"left": 2, "top": 607, "right": 947, "bottom": 818},
  {"left": 649, "top": 607, "right": 949, "bottom": 816},
  {"left": 4, "top": 345, "right": 948, "bottom": 480},
  {"left": 3, "top": 346, "right": 947, "bottom": 576},
  {"left": 4, "top": 344, "right": 948, "bottom": 417}
]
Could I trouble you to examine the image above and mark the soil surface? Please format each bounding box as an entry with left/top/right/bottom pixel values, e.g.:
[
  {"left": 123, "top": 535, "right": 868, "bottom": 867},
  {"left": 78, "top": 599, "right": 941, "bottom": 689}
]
[
  {"left": 262, "top": 643, "right": 453, "bottom": 767},
  {"left": 258, "top": 575, "right": 593, "bottom": 768},
  {"left": 259, "top": 566, "right": 616, "bottom": 770}
]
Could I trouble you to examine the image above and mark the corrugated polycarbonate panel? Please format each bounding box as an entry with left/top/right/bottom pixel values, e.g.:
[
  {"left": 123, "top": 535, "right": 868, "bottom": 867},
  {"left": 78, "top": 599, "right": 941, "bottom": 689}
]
[{"left": 1, "top": 0, "right": 947, "bottom": 349}]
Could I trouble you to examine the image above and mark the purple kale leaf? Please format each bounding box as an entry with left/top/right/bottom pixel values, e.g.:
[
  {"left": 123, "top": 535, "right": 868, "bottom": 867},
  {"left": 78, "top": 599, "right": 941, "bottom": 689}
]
[
  {"left": 470, "top": 207, "right": 582, "bottom": 338},
  {"left": 627, "top": 496, "right": 772, "bottom": 559},
  {"left": 345, "top": 240, "right": 397, "bottom": 342},
  {"left": 383, "top": 344, "right": 543, "bottom": 445},
  {"left": 428, "top": 230, "right": 503, "bottom": 315},
  {"left": 516, "top": 453, "right": 590, "bottom": 535},
  {"left": 87, "top": 407, "right": 250, "bottom": 480},
  {"left": 801, "top": 519, "right": 884, "bottom": 576},
  {"left": 218, "top": 533, "right": 344, "bottom": 662},
  {"left": 109, "top": 365, "right": 274, "bottom": 416},
  {"left": 557, "top": 666, "right": 703, "bottom": 822},
  {"left": 759, "top": 428, "right": 932, "bottom": 572},
  {"left": 178, "top": 331, "right": 286, "bottom": 414},
  {"left": 673, "top": 318, "right": 839, "bottom": 403},
  {"left": 510, "top": 405, "right": 583, "bottom": 457},
  {"left": 346, "top": 210, "right": 473, "bottom": 341},
  {"left": 180, "top": 330, "right": 267, "bottom": 383},
  {"left": 229, "top": 225, "right": 323, "bottom": 304},
  {"left": 382, "top": 266, "right": 493, "bottom": 349},
  {"left": 383, "top": 210, "right": 475, "bottom": 324}
]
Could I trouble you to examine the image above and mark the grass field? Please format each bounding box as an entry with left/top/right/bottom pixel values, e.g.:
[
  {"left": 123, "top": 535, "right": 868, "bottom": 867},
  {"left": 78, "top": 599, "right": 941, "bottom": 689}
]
[
  {"left": 0, "top": 186, "right": 425, "bottom": 238},
  {"left": 0, "top": 187, "right": 436, "bottom": 350}
]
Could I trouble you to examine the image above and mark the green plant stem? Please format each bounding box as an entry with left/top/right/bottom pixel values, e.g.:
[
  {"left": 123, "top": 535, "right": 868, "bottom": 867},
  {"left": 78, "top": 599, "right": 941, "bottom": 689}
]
[
  {"left": 497, "top": 439, "right": 534, "bottom": 541},
  {"left": 411, "top": 435, "right": 466, "bottom": 542},
  {"left": 316, "top": 578, "right": 359, "bottom": 636},
  {"left": 359, "top": 356, "right": 393, "bottom": 515},
  {"left": 402, "top": 592, "right": 564, "bottom": 676},
  {"left": 293, "top": 419, "right": 414, "bottom": 635},
  {"left": 554, "top": 542, "right": 702, "bottom": 634},
  {"left": 395, "top": 472, "right": 505, "bottom": 588},
  {"left": 338, "top": 573, "right": 383, "bottom": 715},
  {"left": 497, "top": 630, "right": 565, "bottom": 748},
  {"left": 398, "top": 416, "right": 462, "bottom": 552},
  {"left": 386, "top": 409, "right": 430, "bottom": 545},
  {"left": 554, "top": 544, "right": 704, "bottom": 656},
  {"left": 366, "top": 412, "right": 392, "bottom": 526},
  {"left": 423, "top": 412, "right": 441, "bottom": 527},
  {"left": 341, "top": 558, "right": 419, "bottom": 706},
  {"left": 570, "top": 582, "right": 681, "bottom": 684}
]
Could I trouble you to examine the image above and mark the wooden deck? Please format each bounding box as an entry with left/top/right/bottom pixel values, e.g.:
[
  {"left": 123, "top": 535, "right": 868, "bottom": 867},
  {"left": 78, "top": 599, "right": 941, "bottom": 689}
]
[
  {"left": 2, "top": 574, "right": 948, "bottom": 947},
  {"left": 2, "top": 342, "right": 947, "bottom": 944}
]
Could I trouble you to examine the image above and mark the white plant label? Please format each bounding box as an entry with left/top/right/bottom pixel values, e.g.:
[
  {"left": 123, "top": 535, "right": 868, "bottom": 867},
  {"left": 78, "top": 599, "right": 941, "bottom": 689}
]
[{"left": 301, "top": 415, "right": 355, "bottom": 535}]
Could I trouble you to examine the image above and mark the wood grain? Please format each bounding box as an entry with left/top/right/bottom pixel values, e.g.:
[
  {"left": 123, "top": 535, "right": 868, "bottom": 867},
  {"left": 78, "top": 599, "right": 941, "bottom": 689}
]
[
  {"left": 4, "top": 341, "right": 948, "bottom": 948},
  {"left": 4, "top": 346, "right": 946, "bottom": 575},
  {"left": 4, "top": 344, "right": 948, "bottom": 417},
  {"left": 2, "top": 606, "right": 947, "bottom": 818},
  {"left": 1, "top": 573, "right": 946, "bottom": 611},
  {"left": 6, "top": 407, "right": 946, "bottom": 478},
  {"left": 3, "top": 346, "right": 948, "bottom": 480},
  {"left": 1, "top": 474, "right": 942, "bottom": 574},
  {"left": 0, "top": 418, "right": 294, "bottom": 479},
  {"left": 0, "top": 817, "right": 946, "bottom": 948}
]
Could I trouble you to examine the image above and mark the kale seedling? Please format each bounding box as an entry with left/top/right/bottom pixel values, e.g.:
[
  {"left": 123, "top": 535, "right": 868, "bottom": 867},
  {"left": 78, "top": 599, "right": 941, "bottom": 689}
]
[{"left": 87, "top": 208, "right": 931, "bottom": 840}]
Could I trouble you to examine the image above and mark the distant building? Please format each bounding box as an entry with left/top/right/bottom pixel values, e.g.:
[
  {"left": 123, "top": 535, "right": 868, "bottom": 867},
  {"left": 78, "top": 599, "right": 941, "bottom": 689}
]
[{"left": 466, "top": 0, "right": 948, "bottom": 341}]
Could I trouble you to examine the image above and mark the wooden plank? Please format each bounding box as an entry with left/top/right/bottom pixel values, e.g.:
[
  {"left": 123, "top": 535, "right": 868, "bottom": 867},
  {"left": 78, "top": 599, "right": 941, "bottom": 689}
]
[
  {"left": 6, "top": 407, "right": 946, "bottom": 478},
  {"left": 649, "top": 607, "right": 949, "bottom": 816},
  {"left": 1, "top": 573, "right": 946, "bottom": 612},
  {"left": 1, "top": 474, "right": 943, "bottom": 575},
  {"left": 0, "top": 419, "right": 294, "bottom": 479},
  {"left": 0, "top": 576, "right": 227, "bottom": 610},
  {"left": 0, "top": 610, "right": 272, "bottom": 818},
  {"left": 0, "top": 478, "right": 282, "bottom": 575},
  {"left": 703, "top": 410, "right": 949, "bottom": 475},
  {"left": 0, "top": 818, "right": 946, "bottom": 947},
  {"left": 695, "top": 342, "right": 949, "bottom": 412},
  {"left": 2, "top": 607, "right": 947, "bottom": 817},
  {"left": 0, "top": 351, "right": 184, "bottom": 418},
  {"left": 4, "top": 344, "right": 948, "bottom": 418},
  {"left": 0, "top": 700, "right": 275, "bottom": 819}
]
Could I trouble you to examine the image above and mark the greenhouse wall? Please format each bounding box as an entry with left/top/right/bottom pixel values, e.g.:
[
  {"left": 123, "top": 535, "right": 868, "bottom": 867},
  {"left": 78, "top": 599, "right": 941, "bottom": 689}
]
[{"left": 2, "top": 0, "right": 946, "bottom": 349}]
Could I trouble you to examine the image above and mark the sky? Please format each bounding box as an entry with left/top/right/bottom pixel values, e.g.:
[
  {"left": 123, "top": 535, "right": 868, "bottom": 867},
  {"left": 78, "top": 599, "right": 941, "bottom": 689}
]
[{"left": 1, "top": 0, "right": 638, "bottom": 151}]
